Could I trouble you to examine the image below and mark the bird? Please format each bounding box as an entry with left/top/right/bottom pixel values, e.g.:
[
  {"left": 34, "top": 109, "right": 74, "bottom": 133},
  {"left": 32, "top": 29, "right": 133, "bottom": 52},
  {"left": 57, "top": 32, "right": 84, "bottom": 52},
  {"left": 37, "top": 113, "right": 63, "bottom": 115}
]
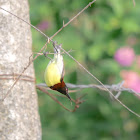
[{"left": 44, "top": 42, "right": 71, "bottom": 100}]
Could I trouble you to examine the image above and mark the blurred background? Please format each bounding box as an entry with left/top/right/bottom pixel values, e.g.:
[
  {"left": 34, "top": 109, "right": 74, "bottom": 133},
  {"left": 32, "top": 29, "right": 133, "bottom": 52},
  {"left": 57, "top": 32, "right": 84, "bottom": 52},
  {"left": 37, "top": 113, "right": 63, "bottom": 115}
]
[{"left": 29, "top": 0, "right": 140, "bottom": 139}]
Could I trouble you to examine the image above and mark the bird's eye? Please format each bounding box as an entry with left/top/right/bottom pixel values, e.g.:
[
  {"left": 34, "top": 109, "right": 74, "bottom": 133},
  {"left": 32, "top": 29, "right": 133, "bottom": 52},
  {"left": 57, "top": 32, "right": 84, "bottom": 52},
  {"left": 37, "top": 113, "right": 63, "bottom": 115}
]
[{"left": 66, "top": 87, "right": 68, "bottom": 92}]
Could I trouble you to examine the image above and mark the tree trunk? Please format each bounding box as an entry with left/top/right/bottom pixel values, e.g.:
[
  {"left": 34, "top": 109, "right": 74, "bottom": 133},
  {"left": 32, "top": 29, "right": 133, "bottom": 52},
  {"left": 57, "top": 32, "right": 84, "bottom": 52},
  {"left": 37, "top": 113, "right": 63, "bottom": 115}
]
[{"left": 0, "top": 0, "right": 41, "bottom": 139}]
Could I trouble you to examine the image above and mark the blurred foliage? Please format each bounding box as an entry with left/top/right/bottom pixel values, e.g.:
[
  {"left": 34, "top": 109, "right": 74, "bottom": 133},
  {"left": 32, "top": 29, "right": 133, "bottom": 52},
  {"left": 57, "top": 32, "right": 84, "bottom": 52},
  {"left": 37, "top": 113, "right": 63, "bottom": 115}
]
[{"left": 29, "top": 0, "right": 140, "bottom": 139}]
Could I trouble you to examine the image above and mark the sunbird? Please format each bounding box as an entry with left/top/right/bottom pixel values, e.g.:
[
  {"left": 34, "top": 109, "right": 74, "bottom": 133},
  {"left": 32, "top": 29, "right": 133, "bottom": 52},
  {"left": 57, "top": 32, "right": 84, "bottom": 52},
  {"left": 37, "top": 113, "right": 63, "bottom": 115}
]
[{"left": 44, "top": 43, "right": 71, "bottom": 100}]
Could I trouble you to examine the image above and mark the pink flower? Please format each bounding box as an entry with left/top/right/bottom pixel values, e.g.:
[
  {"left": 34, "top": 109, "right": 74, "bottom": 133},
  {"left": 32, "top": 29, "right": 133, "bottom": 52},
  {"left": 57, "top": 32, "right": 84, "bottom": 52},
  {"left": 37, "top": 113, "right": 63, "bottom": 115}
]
[
  {"left": 120, "top": 70, "right": 140, "bottom": 93},
  {"left": 37, "top": 21, "right": 49, "bottom": 31},
  {"left": 114, "top": 47, "right": 135, "bottom": 66},
  {"left": 131, "top": 80, "right": 140, "bottom": 93}
]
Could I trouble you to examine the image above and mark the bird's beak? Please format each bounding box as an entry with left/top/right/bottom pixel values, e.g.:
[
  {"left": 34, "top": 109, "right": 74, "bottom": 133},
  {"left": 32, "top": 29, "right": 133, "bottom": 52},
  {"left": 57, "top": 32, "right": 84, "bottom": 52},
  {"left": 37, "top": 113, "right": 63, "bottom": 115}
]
[
  {"left": 66, "top": 93, "right": 71, "bottom": 100},
  {"left": 55, "top": 85, "right": 71, "bottom": 100}
]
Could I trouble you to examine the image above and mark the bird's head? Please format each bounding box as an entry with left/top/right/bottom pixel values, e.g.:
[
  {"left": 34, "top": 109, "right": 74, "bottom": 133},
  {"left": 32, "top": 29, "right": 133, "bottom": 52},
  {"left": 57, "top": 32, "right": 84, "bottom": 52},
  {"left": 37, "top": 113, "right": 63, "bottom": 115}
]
[{"left": 57, "top": 85, "right": 71, "bottom": 100}]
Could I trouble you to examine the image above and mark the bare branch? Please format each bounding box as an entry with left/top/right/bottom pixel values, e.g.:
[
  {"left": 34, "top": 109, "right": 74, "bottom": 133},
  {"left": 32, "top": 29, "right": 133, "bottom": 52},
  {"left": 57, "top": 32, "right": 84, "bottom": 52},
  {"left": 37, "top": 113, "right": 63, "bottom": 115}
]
[
  {"left": 50, "top": 0, "right": 96, "bottom": 39},
  {"left": 0, "top": 73, "right": 35, "bottom": 82},
  {"left": 1, "top": 0, "right": 94, "bottom": 96},
  {"left": 0, "top": 0, "right": 96, "bottom": 100},
  {"left": 2, "top": 42, "right": 48, "bottom": 100},
  {"left": 37, "top": 83, "right": 140, "bottom": 117},
  {"left": 36, "top": 85, "right": 85, "bottom": 112},
  {"left": 59, "top": 47, "right": 140, "bottom": 117},
  {"left": 37, "top": 82, "right": 139, "bottom": 96},
  {"left": 1, "top": 1, "right": 140, "bottom": 118},
  {"left": 0, "top": 7, "right": 50, "bottom": 40}
]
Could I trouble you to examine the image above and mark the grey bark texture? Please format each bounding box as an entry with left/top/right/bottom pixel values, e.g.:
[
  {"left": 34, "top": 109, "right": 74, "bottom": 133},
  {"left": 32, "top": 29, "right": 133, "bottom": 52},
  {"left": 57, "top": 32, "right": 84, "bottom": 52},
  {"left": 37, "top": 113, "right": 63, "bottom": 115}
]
[{"left": 0, "top": 0, "right": 41, "bottom": 140}]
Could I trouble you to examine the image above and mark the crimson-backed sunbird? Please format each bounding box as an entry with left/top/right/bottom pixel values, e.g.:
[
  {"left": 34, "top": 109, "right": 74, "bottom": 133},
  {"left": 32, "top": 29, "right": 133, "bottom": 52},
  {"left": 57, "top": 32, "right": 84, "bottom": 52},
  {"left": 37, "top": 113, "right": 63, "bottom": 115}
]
[{"left": 44, "top": 43, "right": 71, "bottom": 100}]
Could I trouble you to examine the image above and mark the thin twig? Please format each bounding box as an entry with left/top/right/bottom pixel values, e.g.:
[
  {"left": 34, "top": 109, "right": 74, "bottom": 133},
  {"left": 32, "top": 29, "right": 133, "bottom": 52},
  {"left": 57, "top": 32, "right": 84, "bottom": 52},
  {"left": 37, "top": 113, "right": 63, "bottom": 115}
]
[
  {"left": 0, "top": 73, "right": 34, "bottom": 79},
  {"left": 36, "top": 85, "right": 84, "bottom": 112},
  {"left": 50, "top": 0, "right": 96, "bottom": 39},
  {"left": 33, "top": 49, "right": 74, "bottom": 56},
  {"left": 37, "top": 82, "right": 140, "bottom": 96},
  {"left": 114, "top": 81, "right": 124, "bottom": 99},
  {"left": 59, "top": 48, "right": 140, "bottom": 117},
  {"left": 37, "top": 83, "right": 140, "bottom": 116},
  {"left": 1, "top": 1, "right": 140, "bottom": 118},
  {"left": 0, "top": 0, "right": 96, "bottom": 100},
  {"left": 0, "top": 77, "right": 35, "bottom": 82},
  {"left": 0, "top": 7, "right": 50, "bottom": 40},
  {"left": 2, "top": 42, "right": 48, "bottom": 100},
  {"left": 2, "top": 62, "right": 31, "bottom": 100}
]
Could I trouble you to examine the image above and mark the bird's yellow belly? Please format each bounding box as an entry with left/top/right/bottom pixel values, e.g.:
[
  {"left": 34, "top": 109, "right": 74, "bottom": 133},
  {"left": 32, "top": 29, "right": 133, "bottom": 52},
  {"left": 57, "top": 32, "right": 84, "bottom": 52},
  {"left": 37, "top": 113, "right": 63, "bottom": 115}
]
[{"left": 44, "top": 62, "right": 61, "bottom": 87}]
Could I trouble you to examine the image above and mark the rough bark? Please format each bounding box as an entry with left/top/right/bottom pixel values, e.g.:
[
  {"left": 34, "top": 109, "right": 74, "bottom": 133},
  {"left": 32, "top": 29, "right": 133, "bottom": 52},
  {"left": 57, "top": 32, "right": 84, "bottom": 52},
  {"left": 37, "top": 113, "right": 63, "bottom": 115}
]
[{"left": 0, "top": 0, "right": 41, "bottom": 140}]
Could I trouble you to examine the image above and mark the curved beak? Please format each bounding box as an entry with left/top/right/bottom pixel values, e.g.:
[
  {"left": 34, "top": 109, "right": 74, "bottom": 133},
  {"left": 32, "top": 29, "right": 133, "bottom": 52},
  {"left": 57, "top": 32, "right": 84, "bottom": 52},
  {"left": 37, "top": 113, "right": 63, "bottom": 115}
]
[{"left": 66, "top": 93, "right": 71, "bottom": 100}]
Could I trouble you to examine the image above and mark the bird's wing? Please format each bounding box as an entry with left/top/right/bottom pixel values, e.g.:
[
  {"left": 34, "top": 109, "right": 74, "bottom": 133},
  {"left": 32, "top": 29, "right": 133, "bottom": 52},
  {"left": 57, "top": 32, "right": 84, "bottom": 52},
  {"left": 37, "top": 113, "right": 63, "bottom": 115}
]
[
  {"left": 60, "top": 63, "right": 65, "bottom": 82},
  {"left": 44, "top": 62, "right": 61, "bottom": 87},
  {"left": 53, "top": 42, "right": 65, "bottom": 82}
]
